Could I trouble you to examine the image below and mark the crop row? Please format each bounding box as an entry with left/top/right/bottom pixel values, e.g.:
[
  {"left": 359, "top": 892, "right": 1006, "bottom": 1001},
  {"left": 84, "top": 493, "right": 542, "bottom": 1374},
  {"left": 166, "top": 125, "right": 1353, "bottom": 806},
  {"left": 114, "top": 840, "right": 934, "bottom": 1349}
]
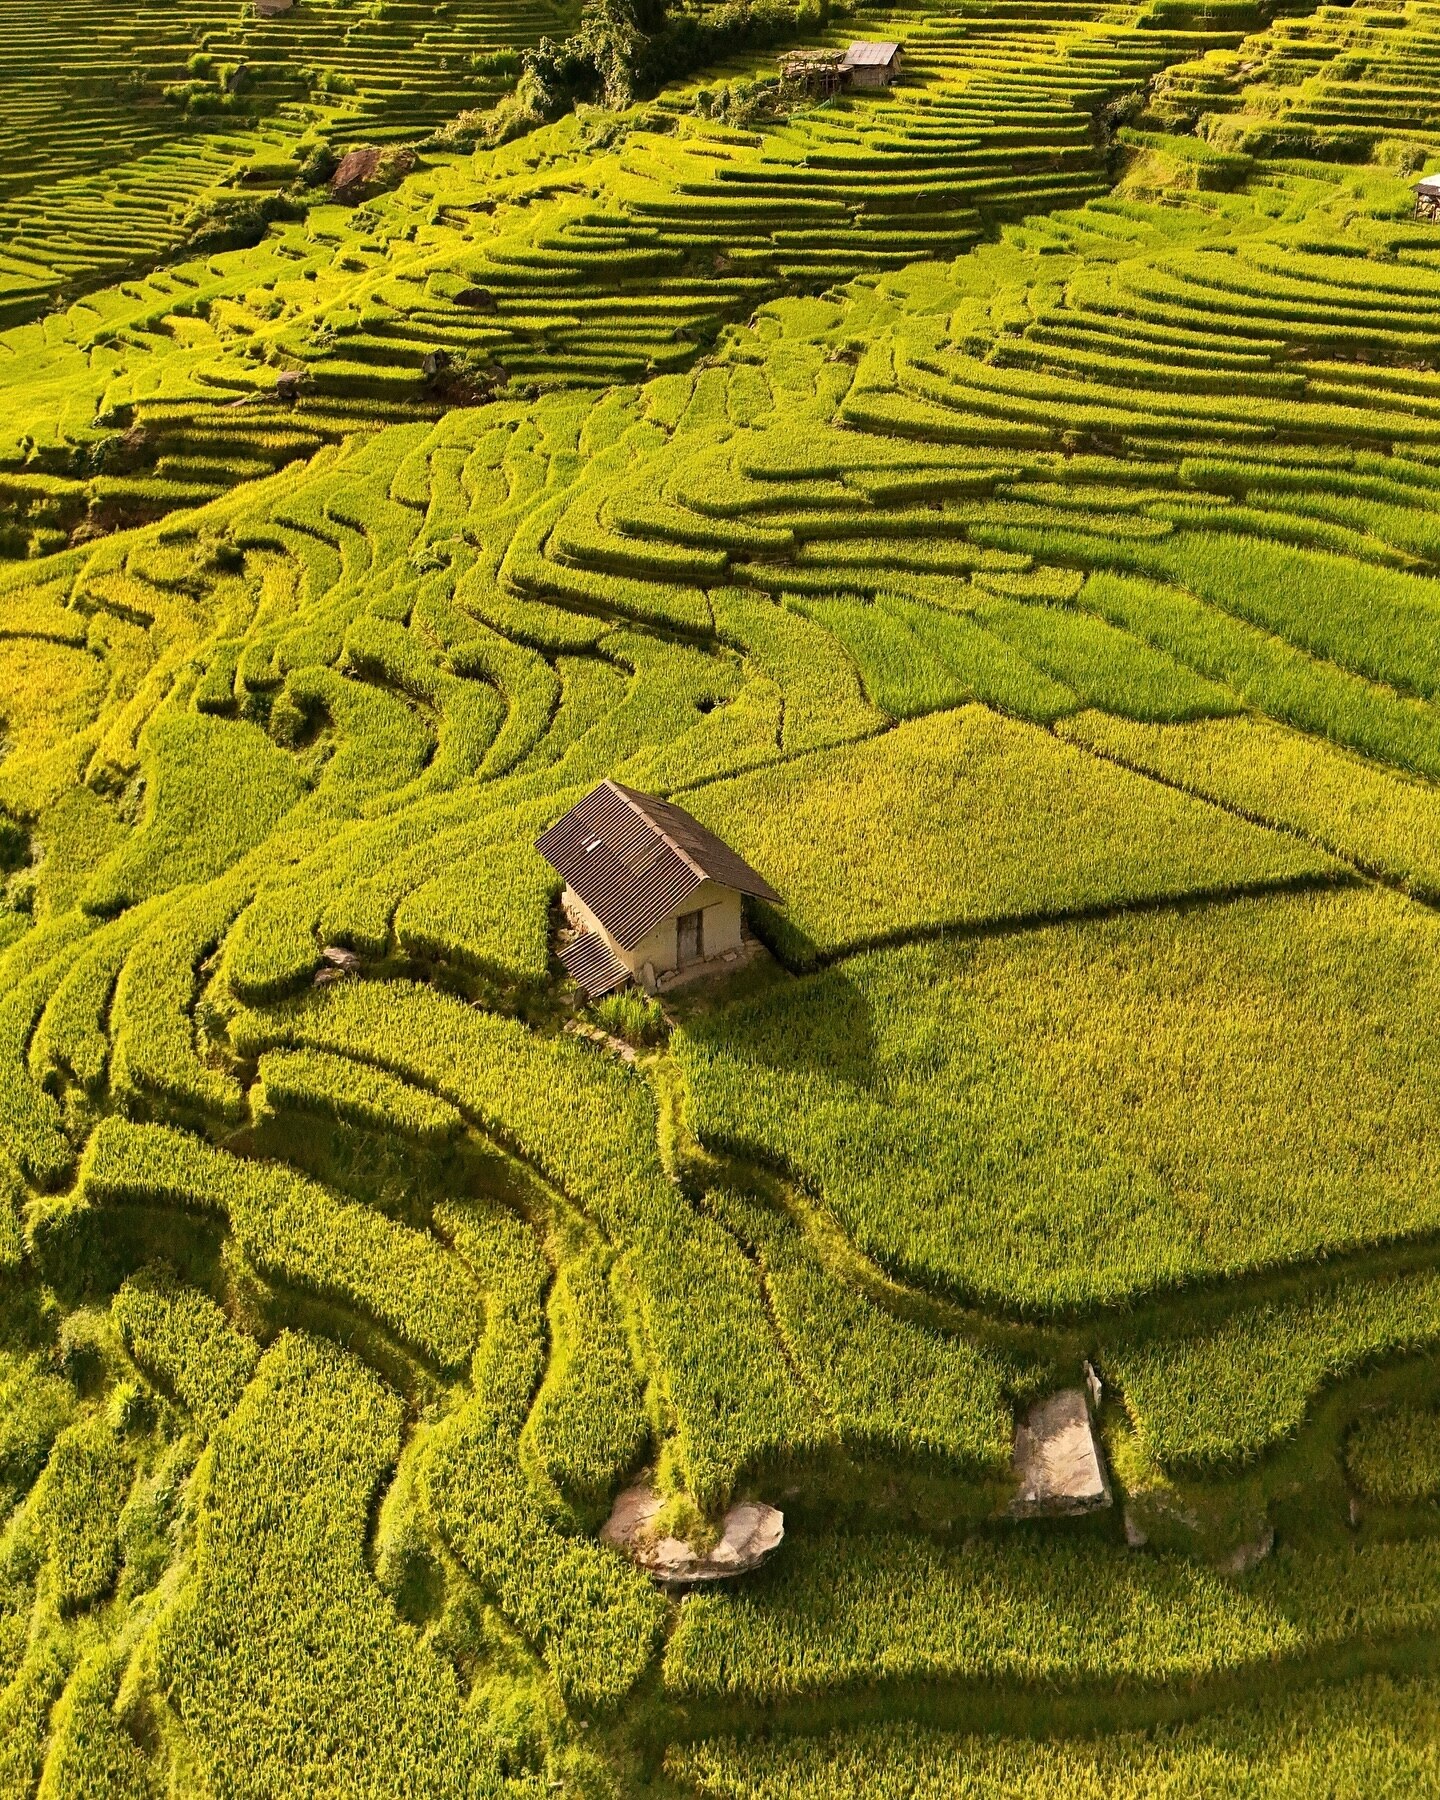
[
  {"left": 664, "top": 1523, "right": 1440, "bottom": 1699},
  {"left": 72, "top": 1117, "right": 485, "bottom": 1370},
  {"left": 671, "top": 1671, "right": 1440, "bottom": 1796}
]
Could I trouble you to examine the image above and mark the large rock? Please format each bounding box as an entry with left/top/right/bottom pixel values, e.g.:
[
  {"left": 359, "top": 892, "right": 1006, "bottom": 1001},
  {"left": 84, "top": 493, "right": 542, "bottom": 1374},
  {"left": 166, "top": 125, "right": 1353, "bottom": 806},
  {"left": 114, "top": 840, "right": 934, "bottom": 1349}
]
[
  {"left": 600, "top": 1484, "right": 784, "bottom": 1589},
  {"left": 1009, "top": 1389, "right": 1111, "bottom": 1517},
  {"left": 330, "top": 144, "right": 416, "bottom": 200}
]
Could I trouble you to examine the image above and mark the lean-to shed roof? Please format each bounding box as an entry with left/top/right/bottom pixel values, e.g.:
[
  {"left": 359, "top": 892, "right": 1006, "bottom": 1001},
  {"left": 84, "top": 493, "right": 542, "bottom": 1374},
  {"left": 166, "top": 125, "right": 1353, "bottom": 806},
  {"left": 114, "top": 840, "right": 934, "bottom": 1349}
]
[
  {"left": 1416, "top": 174, "right": 1440, "bottom": 194},
  {"left": 535, "top": 780, "right": 780, "bottom": 951},
  {"left": 842, "top": 40, "right": 901, "bottom": 67},
  {"left": 558, "top": 932, "right": 631, "bottom": 998}
]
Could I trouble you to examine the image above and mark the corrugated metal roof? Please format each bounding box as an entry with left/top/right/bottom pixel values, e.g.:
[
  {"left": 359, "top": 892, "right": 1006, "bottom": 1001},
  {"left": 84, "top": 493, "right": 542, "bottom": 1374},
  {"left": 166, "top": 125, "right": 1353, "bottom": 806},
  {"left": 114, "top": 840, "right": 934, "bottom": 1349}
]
[
  {"left": 535, "top": 780, "right": 780, "bottom": 952},
  {"left": 559, "top": 932, "right": 631, "bottom": 998},
  {"left": 842, "top": 40, "right": 901, "bottom": 67}
]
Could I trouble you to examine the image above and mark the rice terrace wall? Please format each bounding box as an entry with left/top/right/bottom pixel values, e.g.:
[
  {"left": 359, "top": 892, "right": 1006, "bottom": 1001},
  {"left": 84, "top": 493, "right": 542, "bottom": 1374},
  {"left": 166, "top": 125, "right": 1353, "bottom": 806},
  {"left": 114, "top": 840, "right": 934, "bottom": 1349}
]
[{"left": 7, "top": 0, "right": 1440, "bottom": 1793}]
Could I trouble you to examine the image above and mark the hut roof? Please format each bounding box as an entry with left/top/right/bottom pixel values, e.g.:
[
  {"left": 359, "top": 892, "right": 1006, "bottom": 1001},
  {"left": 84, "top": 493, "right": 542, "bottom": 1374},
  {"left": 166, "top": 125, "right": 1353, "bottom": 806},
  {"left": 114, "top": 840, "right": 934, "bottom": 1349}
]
[
  {"left": 779, "top": 49, "right": 845, "bottom": 71},
  {"left": 535, "top": 780, "right": 780, "bottom": 951},
  {"left": 842, "top": 40, "right": 901, "bottom": 67},
  {"left": 1416, "top": 173, "right": 1440, "bottom": 194},
  {"left": 253, "top": 0, "right": 294, "bottom": 14},
  {"left": 558, "top": 931, "right": 630, "bottom": 998}
]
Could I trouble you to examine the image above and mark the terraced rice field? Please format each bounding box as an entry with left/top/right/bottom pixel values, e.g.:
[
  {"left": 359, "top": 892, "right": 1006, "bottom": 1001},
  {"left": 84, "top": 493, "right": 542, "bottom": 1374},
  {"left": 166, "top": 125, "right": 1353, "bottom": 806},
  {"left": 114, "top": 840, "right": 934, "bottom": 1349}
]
[
  {"left": 0, "top": 0, "right": 570, "bottom": 325},
  {"left": 7, "top": 0, "right": 1440, "bottom": 1793}
]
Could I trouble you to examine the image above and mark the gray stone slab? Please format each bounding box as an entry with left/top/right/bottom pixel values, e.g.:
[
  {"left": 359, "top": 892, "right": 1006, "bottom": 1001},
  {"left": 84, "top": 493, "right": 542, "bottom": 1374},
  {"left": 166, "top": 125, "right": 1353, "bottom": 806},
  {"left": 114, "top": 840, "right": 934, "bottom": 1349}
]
[{"left": 1009, "top": 1388, "right": 1112, "bottom": 1518}]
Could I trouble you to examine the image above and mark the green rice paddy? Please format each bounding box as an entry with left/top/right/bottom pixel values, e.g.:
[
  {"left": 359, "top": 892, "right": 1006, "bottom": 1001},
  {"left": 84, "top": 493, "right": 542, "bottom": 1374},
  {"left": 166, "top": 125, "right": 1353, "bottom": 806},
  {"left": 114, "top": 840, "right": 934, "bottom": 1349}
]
[{"left": 6, "top": 0, "right": 1440, "bottom": 1792}]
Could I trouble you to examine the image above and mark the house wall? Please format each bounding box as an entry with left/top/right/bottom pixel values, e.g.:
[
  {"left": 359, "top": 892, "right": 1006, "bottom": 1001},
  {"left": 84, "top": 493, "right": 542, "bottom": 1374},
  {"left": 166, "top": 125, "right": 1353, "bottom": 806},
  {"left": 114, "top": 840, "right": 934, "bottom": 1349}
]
[
  {"left": 694, "top": 884, "right": 744, "bottom": 960},
  {"left": 850, "top": 62, "right": 896, "bottom": 87},
  {"left": 563, "top": 881, "right": 744, "bottom": 984}
]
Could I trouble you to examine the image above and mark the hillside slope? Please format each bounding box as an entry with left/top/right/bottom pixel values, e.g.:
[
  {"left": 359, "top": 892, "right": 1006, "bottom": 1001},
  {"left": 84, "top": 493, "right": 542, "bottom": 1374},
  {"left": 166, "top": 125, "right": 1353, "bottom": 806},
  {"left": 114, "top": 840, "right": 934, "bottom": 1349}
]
[{"left": 5, "top": 2, "right": 1440, "bottom": 1794}]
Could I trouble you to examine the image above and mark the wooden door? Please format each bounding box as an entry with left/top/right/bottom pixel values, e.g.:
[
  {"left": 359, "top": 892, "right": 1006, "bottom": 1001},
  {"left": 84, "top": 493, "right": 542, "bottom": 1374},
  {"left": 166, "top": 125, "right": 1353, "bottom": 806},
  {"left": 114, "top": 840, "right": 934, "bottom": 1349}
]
[{"left": 676, "top": 909, "right": 703, "bottom": 966}]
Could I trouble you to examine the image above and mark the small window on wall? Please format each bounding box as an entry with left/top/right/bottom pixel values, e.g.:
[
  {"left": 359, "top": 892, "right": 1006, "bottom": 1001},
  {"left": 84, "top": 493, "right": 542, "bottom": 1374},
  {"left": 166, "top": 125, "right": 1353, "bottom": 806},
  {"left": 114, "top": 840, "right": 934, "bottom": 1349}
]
[{"left": 676, "top": 908, "right": 703, "bottom": 966}]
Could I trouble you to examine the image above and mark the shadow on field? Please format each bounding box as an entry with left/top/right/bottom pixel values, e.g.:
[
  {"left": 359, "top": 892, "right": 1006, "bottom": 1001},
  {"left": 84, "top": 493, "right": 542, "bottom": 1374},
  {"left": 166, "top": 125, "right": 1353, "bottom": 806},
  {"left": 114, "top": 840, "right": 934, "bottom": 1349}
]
[{"left": 683, "top": 957, "right": 880, "bottom": 1091}]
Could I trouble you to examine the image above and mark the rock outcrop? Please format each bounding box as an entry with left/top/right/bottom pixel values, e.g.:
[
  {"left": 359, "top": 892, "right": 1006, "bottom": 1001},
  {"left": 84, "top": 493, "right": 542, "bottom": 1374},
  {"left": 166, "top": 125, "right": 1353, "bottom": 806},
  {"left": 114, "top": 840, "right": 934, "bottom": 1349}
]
[{"left": 600, "top": 1484, "right": 784, "bottom": 1588}]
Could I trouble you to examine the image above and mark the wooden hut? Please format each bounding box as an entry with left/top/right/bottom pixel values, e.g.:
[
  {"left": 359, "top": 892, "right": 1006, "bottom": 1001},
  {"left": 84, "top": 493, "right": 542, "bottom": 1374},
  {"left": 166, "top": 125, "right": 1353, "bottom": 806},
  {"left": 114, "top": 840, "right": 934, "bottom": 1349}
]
[
  {"left": 1415, "top": 174, "right": 1440, "bottom": 221},
  {"left": 253, "top": 0, "right": 295, "bottom": 16},
  {"left": 535, "top": 780, "right": 780, "bottom": 996},
  {"left": 841, "top": 41, "right": 903, "bottom": 88},
  {"left": 777, "top": 50, "right": 848, "bottom": 100}
]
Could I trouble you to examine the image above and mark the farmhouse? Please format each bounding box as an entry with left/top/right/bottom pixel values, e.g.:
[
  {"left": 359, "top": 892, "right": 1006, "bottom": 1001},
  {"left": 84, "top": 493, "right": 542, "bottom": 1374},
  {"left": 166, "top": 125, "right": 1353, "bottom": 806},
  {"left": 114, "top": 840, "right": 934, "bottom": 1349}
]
[
  {"left": 1415, "top": 173, "right": 1440, "bottom": 220},
  {"left": 841, "top": 41, "right": 903, "bottom": 87},
  {"left": 535, "top": 780, "right": 780, "bottom": 997},
  {"left": 253, "top": 0, "right": 294, "bottom": 15}
]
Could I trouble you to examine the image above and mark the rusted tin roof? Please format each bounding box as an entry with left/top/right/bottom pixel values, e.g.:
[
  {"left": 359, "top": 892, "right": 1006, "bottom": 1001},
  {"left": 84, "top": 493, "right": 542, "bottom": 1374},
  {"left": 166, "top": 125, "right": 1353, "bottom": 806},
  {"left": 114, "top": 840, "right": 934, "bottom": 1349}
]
[
  {"left": 559, "top": 932, "right": 631, "bottom": 998},
  {"left": 535, "top": 780, "right": 780, "bottom": 952},
  {"left": 842, "top": 40, "right": 901, "bottom": 67}
]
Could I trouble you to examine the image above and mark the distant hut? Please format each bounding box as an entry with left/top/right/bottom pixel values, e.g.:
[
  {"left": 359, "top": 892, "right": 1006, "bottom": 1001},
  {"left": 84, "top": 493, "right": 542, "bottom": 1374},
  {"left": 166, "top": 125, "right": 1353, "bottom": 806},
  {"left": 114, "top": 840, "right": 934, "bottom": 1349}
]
[
  {"left": 1415, "top": 174, "right": 1440, "bottom": 221},
  {"left": 535, "top": 780, "right": 780, "bottom": 997},
  {"left": 253, "top": 0, "right": 294, "bottom": 15},
  {"left": 777, "top": 49, "right": 848, "bottom": 100},
  {"left": 841, "top": 41, "right": 903, "bottom": 88}
]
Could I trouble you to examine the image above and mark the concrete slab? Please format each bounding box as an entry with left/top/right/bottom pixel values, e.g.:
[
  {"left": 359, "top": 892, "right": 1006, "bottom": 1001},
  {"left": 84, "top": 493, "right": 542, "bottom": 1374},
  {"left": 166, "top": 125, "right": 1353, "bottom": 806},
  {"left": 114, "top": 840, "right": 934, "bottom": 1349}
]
[
  {"left": 654, "top": 938, "right": 764, "bottom": 993},
  {"left": 1009, "top": 1388, "right": 1112, "bottom": 1518}
]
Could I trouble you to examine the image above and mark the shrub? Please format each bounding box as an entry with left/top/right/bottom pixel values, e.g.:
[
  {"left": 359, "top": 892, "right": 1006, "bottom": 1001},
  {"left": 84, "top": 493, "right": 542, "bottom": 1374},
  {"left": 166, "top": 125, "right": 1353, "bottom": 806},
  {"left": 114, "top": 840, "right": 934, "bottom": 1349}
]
[{"left": 592, "top": 988, "right": 667, "bottom": 1046}]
